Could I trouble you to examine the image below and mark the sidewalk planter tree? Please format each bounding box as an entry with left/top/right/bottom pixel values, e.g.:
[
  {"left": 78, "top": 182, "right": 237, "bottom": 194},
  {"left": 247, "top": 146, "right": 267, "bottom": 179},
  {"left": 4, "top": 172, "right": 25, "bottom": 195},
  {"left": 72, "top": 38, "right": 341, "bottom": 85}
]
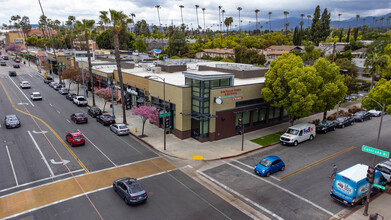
[
  {"left": 261, "top": 53, "right": 322, "bottom": 125},
  {"left": 94, "top": 88, "right": 119, "bottom": 112},
  {"left": 131, "top": 105, "right": 159, "bottom": 137},
  {"left": 4, "top": 43, "right": 22, "bottom": 58},
  {"left": 74, "top": 69, "right": 90, "bottom": 95},
  {"left": 362, "top": 79, "right": 391, "bottom": 114},
  {"left": 313, "top": 58, "right": 348, "bottom": 121},
  {"left": 61, "top": 67, "right": 80, "bottom": 90}
]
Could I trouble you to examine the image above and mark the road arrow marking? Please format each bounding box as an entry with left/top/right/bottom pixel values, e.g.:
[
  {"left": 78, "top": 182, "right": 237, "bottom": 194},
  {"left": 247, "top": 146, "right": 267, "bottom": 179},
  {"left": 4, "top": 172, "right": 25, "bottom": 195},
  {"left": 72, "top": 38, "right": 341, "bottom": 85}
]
[
  {"left": 32, "top": 130, "right": 48, "bottom": 134},
  {"left": 50, "top": 159, "right": 70, "bottom": 165}
]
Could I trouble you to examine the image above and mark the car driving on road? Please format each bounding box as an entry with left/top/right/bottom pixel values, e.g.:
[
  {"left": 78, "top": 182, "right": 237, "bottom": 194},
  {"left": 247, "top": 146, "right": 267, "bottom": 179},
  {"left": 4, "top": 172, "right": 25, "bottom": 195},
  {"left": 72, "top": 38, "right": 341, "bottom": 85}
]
[
  {"left": 4, "top": 115, "right": 21, "bottom": 129},
  {"left": 316, "top": 120, "right": 336, "bottom": 134},
  {"left": 8, "top": 71, "right": 16, "bottom": 76},
  {"left": 96, "top": 114, "right": 116, "bottom": 126},
  {"left": 59, "top": 88, "right": 69, "bottom": 95},
  {"left": 13, "top": 64, "right": 20, "bottom": 68},
  {"left": 254, "top": 155, "right": 285, "bottom": 177},
  {"left": 20, "top": 81, "right": 31, "bottom": 89},
  {"left": 113, "top": 177, "right": 148, "bottom": 205},
  {"left": 65, "top": 132, "right": 85, "bottom": 146},
  {"left": 30, "top": 92, "right": 42, "bottom": 101},
  {"left": 70, "top": 113, "right": 88, "bottom": 124},
  {"left": 110, "top": 123, "right": 130, "bottom": 135}
]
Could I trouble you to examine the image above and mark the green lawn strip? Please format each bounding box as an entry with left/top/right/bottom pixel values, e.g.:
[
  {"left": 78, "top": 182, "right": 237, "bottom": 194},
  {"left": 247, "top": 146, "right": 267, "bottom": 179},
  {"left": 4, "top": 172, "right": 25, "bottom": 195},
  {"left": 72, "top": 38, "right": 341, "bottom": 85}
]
[{"left": 250, "top": 131, "right": 285, "bottom": 146}]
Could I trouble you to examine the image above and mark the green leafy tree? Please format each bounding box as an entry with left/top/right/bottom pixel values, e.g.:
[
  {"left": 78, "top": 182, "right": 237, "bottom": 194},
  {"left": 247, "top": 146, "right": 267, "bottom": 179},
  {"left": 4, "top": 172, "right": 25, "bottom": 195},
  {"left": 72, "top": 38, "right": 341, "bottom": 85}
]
[
  {"left": 310, "top": 5, "right": 331, "bottom": 45},
  {"left": 96, "top": 29, "right": 113, "bottom": 49},
  {"left": 335, "top": 58, "right": 359, "bottom": 94},
  {"left": 261, "top": 53, "right": 322, "bottom": 124},
  {"left": 167, "top": 30, "right": 186, "bottom": 57},
  {"left": 313, "top": 58, "right": 348, "bottom": 120},
  {"left": 135, "top": 38, "right": 147, "bottom": 52},
  {"left": 362, "top": 79, "right": 391, "bottom": 114},
  {"left": 134, "top": 20, "right": 150, "bottom": 36},
  {"left": 26, "top": 36, "right": 38, "bottom": 46}
]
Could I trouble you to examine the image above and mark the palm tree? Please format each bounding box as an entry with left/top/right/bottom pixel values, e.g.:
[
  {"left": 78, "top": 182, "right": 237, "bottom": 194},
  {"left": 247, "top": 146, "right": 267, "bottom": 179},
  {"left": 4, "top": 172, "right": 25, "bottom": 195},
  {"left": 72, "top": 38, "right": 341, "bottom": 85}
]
[
  {"left": 300, "top": 14, "right": 305, "bottom": 30},
  {"left": 222, "top": 10, "right": 225, "bottom": 25},
  {"left": 356, "top": 14, "right": 360, "bottom": 27},
  {"left": 155, "top": 5, "right": 162, "bottom": 32},
  {"left": 130, "top": 13, "right": 136, "bottom": 31},
  {"left": 100, "top": 10, "right": 132, "bottom": 124},
  {"left": 255, "top": 9, "right": 260, "bottom": 31},
  {"left": 338, "top": 14, "right": 342, "bottom": 28},
  {"left": 373, "top": 17, "right": 376, "bottom": 26},
  {"left": 268, "top": 12, "right": 272, "bottom": 32},
  {"left": 75, "top": 19, "right": 96, "bottom": 106},
  {"left": 65, "top": 16, "right": 76, "bottom": 48},
  {"left": 224, "top": 17, "right": 233, "bottom": 47},
  {"left": 364, "top": 52, "right": 388, "bottom": 89},
  {"left": 307, "top": 15, "right": 311, "bottom": 28},
  {"left": 179, "top": 5, "right": 184, "bottom": 25},
  {"left": 237, "top": 7, "right": 242, "bottom": 31},
  {"left": 363, "top": 18, "right": 366, "bottom": 26},
  {"left": 218, "top": 6, "right": 222, "bottom": 32},
  {"left": 195, "top": 5, "right": 200, "bottom": 29},
  {"left": 387, "top": 16, "right": 391, "bottom": 27},
  {"left": 99, "top": 11, "right": 112, "bottom": 50},
  {"left": 202, "top": 8, "right": 206, "bottom": 30},
  {"left": 380, "top": 17, "right": 385, "bottom": 27},
  {"left": 283, "top": 11, "right": 289, "bottom": 34}
]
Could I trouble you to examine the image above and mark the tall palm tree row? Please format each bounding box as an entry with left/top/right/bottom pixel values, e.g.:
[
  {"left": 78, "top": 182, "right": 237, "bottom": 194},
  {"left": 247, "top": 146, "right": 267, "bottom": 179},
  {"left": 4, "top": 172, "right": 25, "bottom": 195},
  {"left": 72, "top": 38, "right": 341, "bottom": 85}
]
[
  {"left": 155, "top": 5, "right": 162, "bottom": 32},
  {"left": 300, "top": 13, "right": 305, "bottom": 30},
  {"left": 307, "top": 15, "right": 311, "bottom": 28},
  {"left": 202, "top": 8, "right": 206, "bottom": 30},
  {"left": 218, "top": 5, "right": 222, "bottom": 32},
  {"left": 224, "top": 16, "right": 233, "bottom": 48},
  {"left": 268, "top": 12, "right": 272, "bottom": 32},
  {"left": 75, "top": 19, "right": 96, "bottom": 106},
  {"left": 130, "top": 13, "right": 136, "bottom": 32},
  {"left": 283, "top": 11, "right": 289, "bottom": 35},
  {"left": 338, "top": 14, "right": 342, "bottom": 28},
  {"left": 179, "top": 5, "right": 184, "bottom": 25},
  {"left": 65, "top": 16, "right": 76, "bottom": 48},
  {"left": 237, "top": 7, "right": 242, "bottom": 31},
  {"left": 99, "top": 10, "right": 132, "bottom": 124},
  {"left": 355, "top": 14, "right": 360, "bottom": 27},
  {"left": 255, "top": 9, "right": 260, "bottom": 30},
  {"left": 195, "top": 5, "right": 200, "bottom": 29}
]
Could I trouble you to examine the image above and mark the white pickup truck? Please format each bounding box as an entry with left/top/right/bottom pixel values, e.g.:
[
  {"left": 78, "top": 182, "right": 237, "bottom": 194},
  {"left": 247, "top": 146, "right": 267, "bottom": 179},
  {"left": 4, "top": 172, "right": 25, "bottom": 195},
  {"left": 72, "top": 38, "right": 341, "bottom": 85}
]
[{"left": 73, "top": 96, "right": 88, "bottom": 106}]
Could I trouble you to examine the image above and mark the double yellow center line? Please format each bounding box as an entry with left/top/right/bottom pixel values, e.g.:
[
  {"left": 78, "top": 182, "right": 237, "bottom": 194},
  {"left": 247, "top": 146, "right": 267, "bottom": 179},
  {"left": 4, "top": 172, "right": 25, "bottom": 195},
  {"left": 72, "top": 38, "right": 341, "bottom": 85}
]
[
  {"left": 0, "top": 79, "right": 89, "bottom": 173},
  {"left": 279, "top": 146, "right": 356, "bottom": 180}
]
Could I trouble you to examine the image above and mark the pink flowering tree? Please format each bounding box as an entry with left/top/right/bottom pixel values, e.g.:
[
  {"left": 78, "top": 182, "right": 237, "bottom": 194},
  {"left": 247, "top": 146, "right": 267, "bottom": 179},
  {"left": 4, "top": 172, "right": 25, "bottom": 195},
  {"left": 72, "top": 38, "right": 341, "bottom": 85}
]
[
  {"left": 131, "top": 105, "right": 159, "bottom": 137},
  {"left": 94, "top": 88, "right": 119, "bottom": 112},
  {"left": 5, "top": 43, "right": 22, "bottom": 58}
]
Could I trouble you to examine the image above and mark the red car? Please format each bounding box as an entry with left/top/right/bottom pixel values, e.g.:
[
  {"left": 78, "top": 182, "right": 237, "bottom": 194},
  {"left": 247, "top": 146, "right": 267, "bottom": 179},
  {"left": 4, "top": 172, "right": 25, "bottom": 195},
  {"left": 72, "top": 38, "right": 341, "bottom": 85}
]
[
  {"left": 14, "top": 59, "right": 20, "bottom": 63},
  {"left": 66, "top": 132, "right": 85, "bottom": 146}
]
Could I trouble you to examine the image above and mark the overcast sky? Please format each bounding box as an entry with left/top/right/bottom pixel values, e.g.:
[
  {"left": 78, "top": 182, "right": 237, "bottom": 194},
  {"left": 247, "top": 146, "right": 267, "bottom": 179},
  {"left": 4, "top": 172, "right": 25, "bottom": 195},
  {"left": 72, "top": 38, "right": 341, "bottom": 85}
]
[{"left": 1, "top": 0, "right": 391, "bottom": 29}]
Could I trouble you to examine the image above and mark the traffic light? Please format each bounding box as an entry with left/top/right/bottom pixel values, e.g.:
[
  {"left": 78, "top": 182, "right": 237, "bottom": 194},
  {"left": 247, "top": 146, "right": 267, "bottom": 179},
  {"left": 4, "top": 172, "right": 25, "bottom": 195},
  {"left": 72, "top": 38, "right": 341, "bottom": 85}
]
[
  {"left": 165, "top": 117, "right": 171, "bottom": 129},
  {"left": 366, "top": 167, "right": 375, "bottom": 184},
  {"left": 126, "top": 98, "right": 132, "bottom": 110},
  {"left": 238, "top": 118, "right": 243, "bottom": 128}
]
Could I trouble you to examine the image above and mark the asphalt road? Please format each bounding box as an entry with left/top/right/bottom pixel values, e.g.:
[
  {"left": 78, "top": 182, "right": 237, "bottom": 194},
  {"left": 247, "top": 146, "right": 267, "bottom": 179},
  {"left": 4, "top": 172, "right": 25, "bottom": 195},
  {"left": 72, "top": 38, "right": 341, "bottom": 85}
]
[{"left": 202, "top": 114, "right": 391, "bottom": 220}]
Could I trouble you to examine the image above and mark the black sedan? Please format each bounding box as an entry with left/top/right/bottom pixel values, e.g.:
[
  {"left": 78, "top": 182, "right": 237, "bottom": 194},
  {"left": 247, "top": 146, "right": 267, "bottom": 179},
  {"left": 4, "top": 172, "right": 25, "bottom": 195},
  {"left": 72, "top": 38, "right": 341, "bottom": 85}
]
[
  {"left": 353, "top": 111, "right": 372, "bottom": 122},
  {"left": 96, "top": 114, "right": 116, "bottom": 126},
  {"left": 113, "top": 177, "right": 148, "bottom": 205},
  {"left": 88, "top": 107, "right": 102, "bottom": 118},
  {"left": 316, "top": 120, "right": 336, "bottom": 133},
  {"left": 66, "top": 93, "right": 77, "bottom": 101},
  {"left": 334, "top": 116, "right": 354, "bottom": 128},
  {"left": 44, "top": 77, "right": 54, "bottom": 84},
  {"left": 71, "top": 113, "right": 88, "bottom": 124},
  {"left": 4, "top": 115, "right": 21, "bottom": 129}
]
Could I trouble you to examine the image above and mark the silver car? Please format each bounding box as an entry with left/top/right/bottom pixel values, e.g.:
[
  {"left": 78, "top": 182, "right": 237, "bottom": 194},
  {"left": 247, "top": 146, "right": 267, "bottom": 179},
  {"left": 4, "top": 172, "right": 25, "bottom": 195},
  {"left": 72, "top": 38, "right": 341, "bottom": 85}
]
[
  {"left": 4, "top": 115, "right": 21, "bottom": 129},
  {"left": 110, "top": 123, "right": 130, "bottom": 135},
  {"left": 30, "top": 92, "right": 42, "bottom": 100},
  {"left": 375, "top": 159, "right": 391, "bottom": 183}
]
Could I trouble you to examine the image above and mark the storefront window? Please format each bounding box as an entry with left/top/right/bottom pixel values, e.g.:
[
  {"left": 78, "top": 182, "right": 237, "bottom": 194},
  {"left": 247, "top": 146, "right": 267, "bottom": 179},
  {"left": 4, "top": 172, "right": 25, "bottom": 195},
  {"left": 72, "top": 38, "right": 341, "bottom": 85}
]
[
  {"left": 268, "top": 107, "right": 280, "bottom": 120},
  {"left": 211, "top": 80, "right": 220, "bottom": 87},
  {"left": 220, "top": 78, "right": 230, "bottom": 87}
]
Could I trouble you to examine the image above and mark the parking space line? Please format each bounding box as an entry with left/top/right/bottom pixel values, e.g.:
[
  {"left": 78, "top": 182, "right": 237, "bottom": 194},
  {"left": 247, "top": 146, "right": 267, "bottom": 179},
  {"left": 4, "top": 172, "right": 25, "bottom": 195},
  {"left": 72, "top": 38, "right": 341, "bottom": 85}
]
[
  {"left": 225, "top": 161, "right": 337, "bottom": 218},
  {"left": 0, "top": 169, "right": 85, "bottom": 194},
  {"left": 66, "top": 119, "right": 71, "bottom": 124},
  {"left": 77, "top": 129, "right": 117, "bottom": 167},
  {"left": 8, "top": 76, "right": 34, "bottom": 107},
  {"left": 27, "top": 131, "right": 54, "bottom": 177},
  {"left": 232, "top": 159, "right": 281, "bottom": 181},
  {"left": 279, "top": 146, "right": 356, "bottom": 180},
  {"left": 5, "top": 146, "right": 19, "bottom": 186},
  {"left": 198, "top": 170, "right": 284, "bottom": 220}
]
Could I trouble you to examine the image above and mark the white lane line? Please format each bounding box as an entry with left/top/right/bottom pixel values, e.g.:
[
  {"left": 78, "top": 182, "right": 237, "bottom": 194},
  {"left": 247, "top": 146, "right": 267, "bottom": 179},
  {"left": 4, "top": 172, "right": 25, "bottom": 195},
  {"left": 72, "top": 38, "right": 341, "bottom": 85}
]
[
  {"left": 56, "top": 110, "right": 60, "bottom": 114},
  {"left": 2, "top": 169, "right": 173, "bottom": 220},
  {"left": 66, "top": 119, "right": 71, "bottom": 124},
  {"left": 27, "top": 130, "right": 54, "bottom": 177},
  {"left": 77, "top": 129, "right": 117, "bottom": 167},
  {"left": 5, "top": 145, "right": 19, "bottom": 186},
  {"left": 49, "top": 103, "right": 53, "bottom": 107},
  {"left": 233, "top": 159, "right": 281, "bottom": 182},
  {"left": 225, "top": 162, "right": 338, "bottom": 218},
  {"left": 0, "top": 157, "right": 159, "bottom": 198},
  {"left": 8, "top": 76, "right": 35, "bottom": 107},
  {"left": 198, "top": 170, "right": 284, "bottom": 220},
  {"left": 0, "top": 169, "right": 85, "bottom": 194}
]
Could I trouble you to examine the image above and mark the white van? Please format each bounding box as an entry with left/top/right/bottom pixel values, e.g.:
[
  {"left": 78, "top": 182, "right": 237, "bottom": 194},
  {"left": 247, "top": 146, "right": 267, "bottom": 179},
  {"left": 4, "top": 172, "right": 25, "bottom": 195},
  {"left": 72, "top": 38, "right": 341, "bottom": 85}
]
[{"left": 280, "top": 123, "right": 316, "bottom": 146}]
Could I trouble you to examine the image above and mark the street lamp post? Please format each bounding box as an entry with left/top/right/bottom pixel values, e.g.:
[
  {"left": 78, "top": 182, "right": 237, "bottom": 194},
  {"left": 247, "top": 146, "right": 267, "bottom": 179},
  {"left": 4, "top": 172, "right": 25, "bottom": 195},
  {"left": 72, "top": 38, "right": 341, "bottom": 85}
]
[
  {"left": 360, "top": 94, "right": 385, "bottom": 216},
  {"left": 81, "top": 61, "right": 86, "bottom": 98},
  {"left": 145, "top": 75, "right": 166, "bottom": 150},
  {"left": 108, "top": 79, "right": 115, "bottom": 119}
]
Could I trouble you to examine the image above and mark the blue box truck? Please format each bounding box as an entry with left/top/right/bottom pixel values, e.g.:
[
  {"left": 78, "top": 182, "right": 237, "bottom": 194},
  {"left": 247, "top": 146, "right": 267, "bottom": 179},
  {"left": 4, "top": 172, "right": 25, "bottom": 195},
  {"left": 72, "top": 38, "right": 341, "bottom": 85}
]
[{"left": 330, "top": 163, "right": 386, "bottom": 206}]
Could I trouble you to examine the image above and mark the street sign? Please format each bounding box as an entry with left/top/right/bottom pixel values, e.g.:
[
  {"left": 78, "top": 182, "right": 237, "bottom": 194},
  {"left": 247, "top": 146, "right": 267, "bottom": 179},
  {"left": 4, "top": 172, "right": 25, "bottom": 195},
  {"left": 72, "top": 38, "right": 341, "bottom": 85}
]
[
  {"left": 159, "top": 112, "right": 170, "bottom": 118},
  {"left": 373, "top": 183, "right": 386, "bottom": 190},
  {"left": 362, "top": 145, "right": 390, "bottom": 158}
]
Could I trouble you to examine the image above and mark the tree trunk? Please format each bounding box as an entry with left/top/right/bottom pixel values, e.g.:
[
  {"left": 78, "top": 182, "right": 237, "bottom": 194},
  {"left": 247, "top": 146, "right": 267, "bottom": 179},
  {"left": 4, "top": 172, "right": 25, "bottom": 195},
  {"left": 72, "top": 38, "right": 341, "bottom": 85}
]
[
  {"left": 77, "top": 84, "right": 79, "bottom": 95},
  {"left": 85, "top": 31, "right": 95, "bottom": 106},
  {"left": 113, "top": 29, "right": 127, "bottom": 125},
  {"left": 68, "top": 81, "right": 72, "bottom": 89},
  {"left": 289, "top": 117, "right": 295, "bottom": 126},
  {"left": 142, "top": 121, "right": 145, "bottom": 136},
  {"left": 103, "top": 101, "right": 107, "bottom": 112},
  {"left": 323, "top": 111, "right": 327, "bottom": 121}
]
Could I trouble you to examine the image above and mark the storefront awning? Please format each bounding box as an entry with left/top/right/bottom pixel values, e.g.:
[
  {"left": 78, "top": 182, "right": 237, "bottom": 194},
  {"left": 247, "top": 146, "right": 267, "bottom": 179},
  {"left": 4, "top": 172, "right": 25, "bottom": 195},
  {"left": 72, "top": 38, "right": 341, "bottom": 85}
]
[{"left": 180, "top": 112, "right": 217, "bottom": 120}]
